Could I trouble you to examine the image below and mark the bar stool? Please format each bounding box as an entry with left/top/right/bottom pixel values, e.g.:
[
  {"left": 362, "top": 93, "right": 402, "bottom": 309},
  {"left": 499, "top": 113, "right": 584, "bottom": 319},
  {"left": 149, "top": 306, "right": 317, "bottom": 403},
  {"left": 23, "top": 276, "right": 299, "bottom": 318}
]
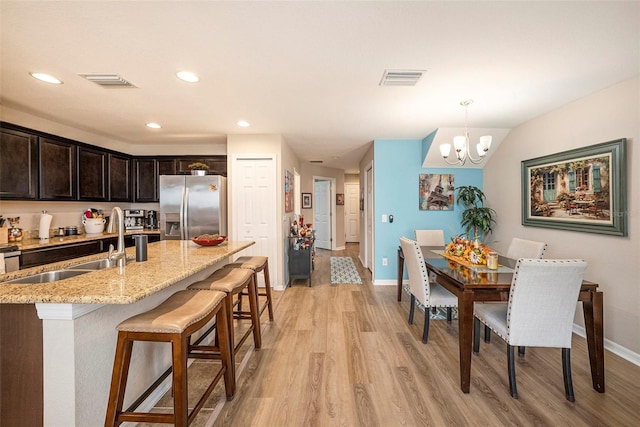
[
  {"left": 104, "top": 289, "right": 234, "bottom": 427},
  {"left": 188, "top": 267, "right": 261, "bottom": 378},
  {"left": 224, "top": 256, "right": 274, "bottom": 321}
]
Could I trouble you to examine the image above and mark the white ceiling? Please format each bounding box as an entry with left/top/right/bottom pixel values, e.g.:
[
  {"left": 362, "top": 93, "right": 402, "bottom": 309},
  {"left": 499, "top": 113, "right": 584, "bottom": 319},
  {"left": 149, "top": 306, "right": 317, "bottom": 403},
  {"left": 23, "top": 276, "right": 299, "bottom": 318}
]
[{"left": 1, "top": 1, "right": 638, "bottom": 173}]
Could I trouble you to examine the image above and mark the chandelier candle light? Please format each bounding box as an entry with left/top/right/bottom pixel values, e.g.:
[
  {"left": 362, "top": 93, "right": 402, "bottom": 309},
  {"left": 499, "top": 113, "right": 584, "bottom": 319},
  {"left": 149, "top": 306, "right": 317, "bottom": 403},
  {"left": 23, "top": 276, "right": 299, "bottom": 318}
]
[{"left": 440, "top": 99, "right": 492, "bottom": 166}]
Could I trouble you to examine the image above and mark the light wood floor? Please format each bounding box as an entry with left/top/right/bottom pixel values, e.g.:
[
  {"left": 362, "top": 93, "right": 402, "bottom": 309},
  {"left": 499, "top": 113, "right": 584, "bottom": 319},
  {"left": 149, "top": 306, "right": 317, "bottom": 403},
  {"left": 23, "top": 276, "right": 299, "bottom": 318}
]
[{"left": 143, "top": 243, "right": 640, "bottom": 426}]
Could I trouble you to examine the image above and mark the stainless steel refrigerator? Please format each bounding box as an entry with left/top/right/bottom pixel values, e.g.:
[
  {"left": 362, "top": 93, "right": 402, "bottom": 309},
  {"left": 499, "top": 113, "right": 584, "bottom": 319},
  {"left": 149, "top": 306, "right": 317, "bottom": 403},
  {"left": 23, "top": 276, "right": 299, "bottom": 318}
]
[{"left": 159, "top": 175, "right": 227, "bottom": 240}]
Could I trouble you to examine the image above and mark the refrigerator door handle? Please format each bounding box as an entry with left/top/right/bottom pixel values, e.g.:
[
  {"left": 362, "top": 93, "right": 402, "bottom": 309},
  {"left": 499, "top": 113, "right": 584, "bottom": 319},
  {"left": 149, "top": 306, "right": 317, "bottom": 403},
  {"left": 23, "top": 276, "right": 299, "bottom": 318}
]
[
  {"left": 183, "top": 187, "right": 190, "bottom": 239},
  {"left": 180, "top": 186, "right": 187, "bottom": 240}
]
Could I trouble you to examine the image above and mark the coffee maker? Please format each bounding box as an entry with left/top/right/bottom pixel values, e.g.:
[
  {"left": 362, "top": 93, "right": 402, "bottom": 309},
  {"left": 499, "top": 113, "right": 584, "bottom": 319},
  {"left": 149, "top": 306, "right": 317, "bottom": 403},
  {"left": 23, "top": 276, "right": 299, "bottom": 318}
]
[
  {"left": 124, "top": 209, "right": 145, "bottom": 231},
  {"left": 146, "top": 210, "right": 158, "bottom": 229}
]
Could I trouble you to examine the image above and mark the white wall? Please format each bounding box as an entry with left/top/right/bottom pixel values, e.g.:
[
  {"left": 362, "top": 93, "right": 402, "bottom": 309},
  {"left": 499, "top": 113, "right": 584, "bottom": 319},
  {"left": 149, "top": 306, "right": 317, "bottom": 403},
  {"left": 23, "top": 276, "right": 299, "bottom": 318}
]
[{"left": 484, "top": 76, "right": 640, "bottom": 358}]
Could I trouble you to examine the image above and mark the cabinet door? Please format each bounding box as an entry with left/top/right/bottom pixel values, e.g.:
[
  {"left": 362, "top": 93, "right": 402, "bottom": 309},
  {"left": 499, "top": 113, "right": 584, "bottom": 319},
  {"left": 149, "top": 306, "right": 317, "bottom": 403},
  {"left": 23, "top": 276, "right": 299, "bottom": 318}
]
[
  {"left": 0, "top": 126, "right": 38, "bottom": 199},
  {"left": 109, "top": 153, "right": 131, "bottom": 201},
  {"left": 39, "top": 137, "right": 77, "bottom": 200},
  {"left": 134, "top": 158, "right": 157, "bottom": 202},
  {"left": 176, "top": 157, "right": 227, "bottom": 176},
  {"left": 78, "top": 146, "right": 108, "bottom": 200},
  {"left": 157, "top": 159, "right": 176, "bottom": 175}
]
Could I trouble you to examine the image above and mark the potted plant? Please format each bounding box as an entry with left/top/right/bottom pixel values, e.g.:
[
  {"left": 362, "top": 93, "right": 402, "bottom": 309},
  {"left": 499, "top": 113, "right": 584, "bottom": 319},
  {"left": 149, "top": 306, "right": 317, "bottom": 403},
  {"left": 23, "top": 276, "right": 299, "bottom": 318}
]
[
  {"left": 188, "top": 162, "right": 209, "bottom": 176},
  {"left": 455, "top": 185, "right": 496, "bottom": 243}
]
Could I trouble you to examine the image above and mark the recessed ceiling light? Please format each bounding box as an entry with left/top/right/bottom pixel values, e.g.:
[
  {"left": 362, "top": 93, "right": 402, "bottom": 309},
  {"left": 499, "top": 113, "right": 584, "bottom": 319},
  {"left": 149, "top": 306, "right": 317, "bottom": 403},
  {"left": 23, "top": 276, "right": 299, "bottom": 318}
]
[
  {"left": 176, "top": 71, "right": 199, "bottom": 83},
  {"left": 236, "top": 120, "right": 250, "bottom": 127},
  {"left": 146, "top": 123, "right": 161, "bottom": 129},
  {"left": 30, "top": 72, "right": 63, "bottom": 84}
]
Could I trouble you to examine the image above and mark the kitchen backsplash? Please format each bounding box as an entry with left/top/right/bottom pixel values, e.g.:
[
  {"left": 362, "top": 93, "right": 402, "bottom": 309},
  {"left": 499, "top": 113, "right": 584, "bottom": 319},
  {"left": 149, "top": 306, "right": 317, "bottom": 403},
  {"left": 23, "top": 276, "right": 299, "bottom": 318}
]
[{"left": 0, "top": 200, "right": 159, "bottom": 238}]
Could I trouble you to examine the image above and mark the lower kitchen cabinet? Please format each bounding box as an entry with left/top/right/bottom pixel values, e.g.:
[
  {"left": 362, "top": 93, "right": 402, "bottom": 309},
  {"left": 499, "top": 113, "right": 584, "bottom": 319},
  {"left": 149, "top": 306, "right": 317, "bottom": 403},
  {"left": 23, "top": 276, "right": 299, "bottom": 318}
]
[
  {"left": 20, "top": 240, "right": 103, "bottom": 269},
  {"left": 0, "top": 303, "right": 43, "bottom": 427}
]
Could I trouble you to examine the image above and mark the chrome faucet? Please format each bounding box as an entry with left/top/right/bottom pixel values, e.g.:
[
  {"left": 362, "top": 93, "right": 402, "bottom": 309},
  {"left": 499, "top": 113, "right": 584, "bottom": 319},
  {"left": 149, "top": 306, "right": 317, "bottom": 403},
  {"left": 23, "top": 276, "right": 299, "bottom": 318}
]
[{"left": 107, "top": 206, "right": 126, "bottom": 268}]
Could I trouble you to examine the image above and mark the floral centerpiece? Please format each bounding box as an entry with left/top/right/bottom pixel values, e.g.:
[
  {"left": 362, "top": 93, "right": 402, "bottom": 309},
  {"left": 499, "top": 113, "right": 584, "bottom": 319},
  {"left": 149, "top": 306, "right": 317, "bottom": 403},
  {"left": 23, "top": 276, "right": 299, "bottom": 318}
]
[{"left": 444, "top": 236, "right": 492, "bottom": 265}]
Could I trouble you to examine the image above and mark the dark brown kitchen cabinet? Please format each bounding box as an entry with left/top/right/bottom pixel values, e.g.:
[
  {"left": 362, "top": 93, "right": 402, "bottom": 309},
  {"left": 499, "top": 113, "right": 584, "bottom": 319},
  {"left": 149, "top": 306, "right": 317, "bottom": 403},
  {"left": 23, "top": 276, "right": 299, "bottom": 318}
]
[
  {"left": 20, "top": 240, "right": 103, "bottom": 269},
  {"left": 78, "top": 146, "right": 108, "bottom": 200},
  {"left": 39, "top": 137, "right": 77, "bottom": 200},
  {"left": 0, "top": 125, "right": 38, "bottom": 199},
  {"left": 1, "top": 304, "right": 43, "bottom": 427},
  {"left": 157, "top": 158, "right": 176, "bottom": 175},
  {"left": 134, "top": 158, "right": 157, "bottom": 202},
  {"left": 108, "top": 153, "right": 131, "bottom": 201},
  {"left": 176, "top": 156, "right": 227, "bottom": 176}
]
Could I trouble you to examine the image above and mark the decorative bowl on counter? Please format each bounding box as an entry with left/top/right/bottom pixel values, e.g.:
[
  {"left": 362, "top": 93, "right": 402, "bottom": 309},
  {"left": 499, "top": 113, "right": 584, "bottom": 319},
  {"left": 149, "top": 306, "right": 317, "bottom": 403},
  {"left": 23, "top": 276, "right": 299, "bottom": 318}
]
[
  {"left": 83, "top": 218, "right": 106, "bottom": 234},
  {"left": 191, "top": 234, "right": 227, "bottom": 246}
]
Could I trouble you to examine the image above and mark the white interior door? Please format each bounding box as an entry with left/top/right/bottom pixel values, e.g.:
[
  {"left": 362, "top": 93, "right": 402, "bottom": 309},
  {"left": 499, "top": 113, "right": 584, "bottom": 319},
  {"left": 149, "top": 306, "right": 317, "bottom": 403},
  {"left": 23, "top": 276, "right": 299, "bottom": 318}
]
[
  {"left": 345, "top": 182, "right": 360, "bottom": 243},
  {"left": 231, "top": 155, "right": 277, "bottom": 287},
  {"left": 314, "top": 179, "right": 331, "bottom": 249}
]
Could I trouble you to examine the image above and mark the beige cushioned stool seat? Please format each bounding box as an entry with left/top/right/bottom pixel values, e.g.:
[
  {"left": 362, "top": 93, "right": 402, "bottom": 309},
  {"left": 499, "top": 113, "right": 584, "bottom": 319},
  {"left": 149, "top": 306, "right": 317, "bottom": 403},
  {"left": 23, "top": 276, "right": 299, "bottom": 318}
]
[
  {"left": 223, "top": 256, "right": 268, "bottom": 271},
  {"left": 188, "top": 268, "right": 254, "bottom": 293},
  {"left": 117, "top": 290, "right": 226, "bottom": 333}
]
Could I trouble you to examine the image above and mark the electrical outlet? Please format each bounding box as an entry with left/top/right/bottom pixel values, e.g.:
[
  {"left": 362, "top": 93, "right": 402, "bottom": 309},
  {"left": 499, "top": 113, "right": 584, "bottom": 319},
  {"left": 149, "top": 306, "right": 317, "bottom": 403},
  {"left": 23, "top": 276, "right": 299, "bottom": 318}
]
[{"left": 382, "top": 257, "right": 388, "bottom": 266}]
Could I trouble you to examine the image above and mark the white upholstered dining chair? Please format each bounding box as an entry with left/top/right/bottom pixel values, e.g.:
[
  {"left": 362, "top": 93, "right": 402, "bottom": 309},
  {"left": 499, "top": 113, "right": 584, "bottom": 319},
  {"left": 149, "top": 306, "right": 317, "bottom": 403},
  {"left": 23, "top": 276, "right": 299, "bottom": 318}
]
[
  {"left": 506, "top": 237, "right": 547, "bottom": 260},
  {"left": 399, "top": 237, "right": 457, "bottom": 344},
  {"left": 483, "top": 237, "right": 548, "bottom": 346},
  {"left": 473, "top": 258, "right": 588, "bottom": 401},
  {"left": 414, "top": 229, "right": 446, "bottom": 247}
]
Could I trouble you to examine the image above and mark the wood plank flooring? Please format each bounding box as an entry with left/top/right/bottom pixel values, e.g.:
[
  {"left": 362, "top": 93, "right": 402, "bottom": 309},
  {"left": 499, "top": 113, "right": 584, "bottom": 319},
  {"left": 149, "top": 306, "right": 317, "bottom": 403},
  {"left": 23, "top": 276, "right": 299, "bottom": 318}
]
[{"left": 142, "top": 243, "right": 640, "bottom": 426}]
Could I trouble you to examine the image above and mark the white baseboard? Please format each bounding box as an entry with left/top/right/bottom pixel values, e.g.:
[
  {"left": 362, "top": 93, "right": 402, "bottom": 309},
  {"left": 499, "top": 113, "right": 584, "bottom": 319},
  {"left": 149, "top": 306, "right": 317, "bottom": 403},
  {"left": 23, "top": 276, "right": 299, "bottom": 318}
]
[
  {"left": 335, "top": 245, "right": 346, "bottom": 251},
  {"left": 572, "top": 324, "right": 640, "bottom": 367},
  {"left": 373, "top": 279, "right": 397, "bottom": 286}
]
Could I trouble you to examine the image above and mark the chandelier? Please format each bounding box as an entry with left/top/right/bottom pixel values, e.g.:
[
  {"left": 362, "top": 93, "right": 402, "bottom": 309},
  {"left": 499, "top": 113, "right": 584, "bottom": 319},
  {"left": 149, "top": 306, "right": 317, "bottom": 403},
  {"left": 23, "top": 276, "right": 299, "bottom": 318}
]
[{"left": 440, "top": 99, "right": 492, "bottom": 166}]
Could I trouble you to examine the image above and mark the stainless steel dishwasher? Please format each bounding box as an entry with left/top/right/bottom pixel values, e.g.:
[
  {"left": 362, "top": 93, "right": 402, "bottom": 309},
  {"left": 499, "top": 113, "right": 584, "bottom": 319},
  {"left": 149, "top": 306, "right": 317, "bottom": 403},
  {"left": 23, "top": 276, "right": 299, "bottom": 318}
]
[{"left": 0, "top": 245, "right": 21, "bottom": 272}]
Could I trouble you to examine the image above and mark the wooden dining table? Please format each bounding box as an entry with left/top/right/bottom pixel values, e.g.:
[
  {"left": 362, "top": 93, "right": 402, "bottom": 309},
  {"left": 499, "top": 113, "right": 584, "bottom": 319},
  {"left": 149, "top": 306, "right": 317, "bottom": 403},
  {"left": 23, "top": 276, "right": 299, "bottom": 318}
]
[{"left": 397, "top": 245, "right": 605, "bottom": 394}]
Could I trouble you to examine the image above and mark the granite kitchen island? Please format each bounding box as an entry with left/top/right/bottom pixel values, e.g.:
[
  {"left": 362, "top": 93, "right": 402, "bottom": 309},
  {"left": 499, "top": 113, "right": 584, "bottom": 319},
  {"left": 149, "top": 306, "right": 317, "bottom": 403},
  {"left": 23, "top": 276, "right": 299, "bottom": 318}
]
[{"left": 0, "top": 239, "right": 254, "bottom": 427}]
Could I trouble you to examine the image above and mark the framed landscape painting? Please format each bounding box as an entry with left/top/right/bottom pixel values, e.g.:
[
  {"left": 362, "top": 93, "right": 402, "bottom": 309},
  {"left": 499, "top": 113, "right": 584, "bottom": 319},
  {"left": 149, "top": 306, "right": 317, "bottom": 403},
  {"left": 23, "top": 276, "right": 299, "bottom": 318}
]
[{"left": 521, "top": 138, "right": 627, "bottom": 236}]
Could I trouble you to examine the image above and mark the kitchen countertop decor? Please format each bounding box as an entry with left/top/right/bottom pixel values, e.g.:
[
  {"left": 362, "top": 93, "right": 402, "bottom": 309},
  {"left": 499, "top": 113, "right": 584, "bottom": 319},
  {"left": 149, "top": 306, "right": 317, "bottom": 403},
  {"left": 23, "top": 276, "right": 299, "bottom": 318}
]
[{"left": 0, "top": 239, "right": 254, "bottom": 305}]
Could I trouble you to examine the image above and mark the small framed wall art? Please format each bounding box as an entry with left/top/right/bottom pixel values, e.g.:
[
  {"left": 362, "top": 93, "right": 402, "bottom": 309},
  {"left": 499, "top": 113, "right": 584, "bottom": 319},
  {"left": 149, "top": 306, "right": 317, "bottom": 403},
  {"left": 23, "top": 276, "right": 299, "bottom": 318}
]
[
  {"left": 336, "top": 193, "right": 344, "bottom": 205},
  {"left": 302, "top": 192, "right": 312, "bottom": 209}
]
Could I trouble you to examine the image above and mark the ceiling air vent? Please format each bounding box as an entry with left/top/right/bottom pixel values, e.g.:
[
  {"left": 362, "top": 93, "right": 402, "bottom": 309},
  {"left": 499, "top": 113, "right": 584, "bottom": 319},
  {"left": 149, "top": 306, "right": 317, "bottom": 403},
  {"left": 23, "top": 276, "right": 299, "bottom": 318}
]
[
  {"left": 309, "top": 160, "right": 323, "bottom": 164},
  {"left": 379, "top": 69, "right": 426, "bottom": 86},
  {"left": 78, "top": 73, "right": 137, "bottom": 88}
]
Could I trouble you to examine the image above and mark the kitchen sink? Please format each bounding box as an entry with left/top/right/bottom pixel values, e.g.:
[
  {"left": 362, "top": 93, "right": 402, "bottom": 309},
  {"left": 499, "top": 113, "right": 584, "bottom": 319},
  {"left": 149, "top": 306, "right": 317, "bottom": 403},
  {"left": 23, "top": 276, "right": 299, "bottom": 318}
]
[
  {"left": 2, "top": 269, "right": 92, "bottom": 284},
  {"left": 67, "top": 258, "right": 115, "bottom": 270}
]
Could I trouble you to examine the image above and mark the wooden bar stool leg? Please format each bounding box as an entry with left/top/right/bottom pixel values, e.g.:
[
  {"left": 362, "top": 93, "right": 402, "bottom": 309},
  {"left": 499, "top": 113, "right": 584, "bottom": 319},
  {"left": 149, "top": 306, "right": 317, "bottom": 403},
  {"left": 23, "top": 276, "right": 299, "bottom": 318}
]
[
  {"left": 216, "top": 302, "right": 235, "bottom": 399},
  {"left": 261, "top": 262, "right": 274, "bottom": 321},
  {"left": 105, "top": 333, "right": 134, "bottom": 427},
  {"left": 247, "top": 275, "right": 262, "bottom": 349},
  {"left": 172, "top": 333, "right": 189, "bottom": 427}
]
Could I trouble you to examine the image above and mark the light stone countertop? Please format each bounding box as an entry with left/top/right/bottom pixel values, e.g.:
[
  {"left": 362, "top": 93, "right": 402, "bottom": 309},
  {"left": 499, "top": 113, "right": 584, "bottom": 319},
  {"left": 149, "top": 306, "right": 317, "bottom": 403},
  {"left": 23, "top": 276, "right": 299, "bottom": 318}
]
[{"left": 0, "top": 239, "right": 254, "bottom": 304}]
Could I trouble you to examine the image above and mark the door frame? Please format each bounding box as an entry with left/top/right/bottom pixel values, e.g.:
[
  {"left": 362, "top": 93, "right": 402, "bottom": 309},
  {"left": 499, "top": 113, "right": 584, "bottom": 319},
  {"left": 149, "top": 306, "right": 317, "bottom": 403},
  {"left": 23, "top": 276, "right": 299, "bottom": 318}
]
[
  {"left": 313, "top": 175, "right": 336, "bottom": 250},
  {"left": 230, "top": 153, "right": 280, "bottom": 288},
  {"left": 344, "top": 182, "right": 360, "bottom": 243}
]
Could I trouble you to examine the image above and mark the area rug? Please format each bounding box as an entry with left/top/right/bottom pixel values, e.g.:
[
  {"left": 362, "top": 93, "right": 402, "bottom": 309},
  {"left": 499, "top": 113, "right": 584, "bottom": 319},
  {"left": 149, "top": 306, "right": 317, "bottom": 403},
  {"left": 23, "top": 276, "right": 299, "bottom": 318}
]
[{"left": 330, "top": 257, "right": 363, "bottom": 284}]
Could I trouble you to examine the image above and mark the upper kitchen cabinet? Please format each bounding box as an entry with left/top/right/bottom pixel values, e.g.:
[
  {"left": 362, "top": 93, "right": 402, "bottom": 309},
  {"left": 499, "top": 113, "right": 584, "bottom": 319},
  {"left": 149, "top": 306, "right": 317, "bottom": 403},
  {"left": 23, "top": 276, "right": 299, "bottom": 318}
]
[
  {"left": 39, "top": 137, "right": 77, "bottom": 200},
  {"left": 134, "top": 158, "right": 157, "bottom": 202},
  {"left": 176, "top": 156, "right": 227, "bottom": 176},
  {"left": 108, "top": 153, "right": 131, "bottom": 201},
  {"left": 78, "top": 146, "right": 108, "bottom": 201},
  {"left": 157, "top": 158, "right": 176, "bottom": 175},
  {"left": 0, "top": 125, "right": 38, "bottom": 199}
]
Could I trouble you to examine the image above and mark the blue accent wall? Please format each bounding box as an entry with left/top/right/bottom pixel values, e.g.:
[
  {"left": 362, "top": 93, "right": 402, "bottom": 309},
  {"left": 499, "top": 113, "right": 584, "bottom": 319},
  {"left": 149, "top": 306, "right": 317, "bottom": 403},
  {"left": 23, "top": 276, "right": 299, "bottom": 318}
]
[{"left": 373, "top": 139, "right": 483, "bottom": 281}]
